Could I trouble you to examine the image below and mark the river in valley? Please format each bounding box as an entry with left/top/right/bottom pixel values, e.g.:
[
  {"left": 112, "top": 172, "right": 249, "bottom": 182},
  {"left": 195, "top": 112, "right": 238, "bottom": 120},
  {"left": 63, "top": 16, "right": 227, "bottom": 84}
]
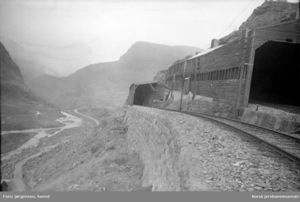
[{"left": 1, "top": 111, "right": 84, "bottom": 191}]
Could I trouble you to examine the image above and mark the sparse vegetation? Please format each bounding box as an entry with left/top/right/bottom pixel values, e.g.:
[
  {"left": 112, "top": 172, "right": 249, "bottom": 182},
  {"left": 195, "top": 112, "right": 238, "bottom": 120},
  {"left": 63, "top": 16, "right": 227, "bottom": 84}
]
[{"left": 1, "top": 133, "right": 35, "bottom": 154}]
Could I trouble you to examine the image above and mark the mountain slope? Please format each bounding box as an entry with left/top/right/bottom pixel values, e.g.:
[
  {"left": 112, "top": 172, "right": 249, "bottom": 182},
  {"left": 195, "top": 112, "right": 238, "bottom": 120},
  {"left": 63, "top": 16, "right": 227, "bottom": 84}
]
[
  {"left": 29, "top": 41, "right": 201, "bottom": 108},
  {"left": 0, "top": 37, "right": 54, "bottom": 84},
  {"left": 219, "top": 1, "right": 299, "bottom": 44},
  {"left": 0, "top": 42, "right": 62, "bottom": 130}
]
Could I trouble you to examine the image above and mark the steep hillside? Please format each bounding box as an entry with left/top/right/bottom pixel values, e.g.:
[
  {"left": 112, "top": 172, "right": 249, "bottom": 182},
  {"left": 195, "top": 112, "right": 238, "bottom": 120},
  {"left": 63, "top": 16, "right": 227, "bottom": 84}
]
[
  {"left": 0, "top": 37, "right": 54, "bottom": 84},
  {"left": 0, "top": 42, "right": 62, "bottom": 130},
  {"left": 219, "top": 1, "right": 299, "bottom": 44},
  {"left": 29, "top": 41, "right": 201, "bottom": 108}
]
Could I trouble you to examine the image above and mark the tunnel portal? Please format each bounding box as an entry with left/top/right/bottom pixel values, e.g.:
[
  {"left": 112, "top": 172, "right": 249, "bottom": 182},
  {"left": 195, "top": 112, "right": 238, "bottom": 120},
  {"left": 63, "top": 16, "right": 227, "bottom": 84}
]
[
  {"left": 249, "top": 41, "right": 300, "bottom": 107},
  {"left": 131, "top": 82, "right": 168, "bottom": 107},
  {"left": 133, "top": 84, "right": 155, "bottom": 106}
]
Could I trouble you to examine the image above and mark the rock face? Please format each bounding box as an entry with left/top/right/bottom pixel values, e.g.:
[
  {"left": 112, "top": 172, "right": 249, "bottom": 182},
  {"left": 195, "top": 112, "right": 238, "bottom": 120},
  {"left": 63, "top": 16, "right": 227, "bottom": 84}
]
[
  {"left": 0, "top": 42, "right": 62, "bottom": 130},
  {"left": 219, "top": 1, "right": 299, "bottom": 44},
  {"left": 125, "top": 106, "right": 204, "bottom": 191},
  {"left": 29, "top": 41, "right": 201, "bottom": 108},
  {"left": 0, "top": 37, "right": 52, "bottom": 84},
  {"left": 153, "top": 70, "right": 167, "bottom": 84}
]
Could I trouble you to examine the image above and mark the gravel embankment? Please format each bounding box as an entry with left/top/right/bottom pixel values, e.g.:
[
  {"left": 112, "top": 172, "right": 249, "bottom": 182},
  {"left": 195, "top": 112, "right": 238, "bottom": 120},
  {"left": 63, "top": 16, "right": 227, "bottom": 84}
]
[
  {"left": 3, "top": 106, "right": 299, "bottom": 192},
  {"left": 124, "top": 106, "right": 300, "bottom": 191}
]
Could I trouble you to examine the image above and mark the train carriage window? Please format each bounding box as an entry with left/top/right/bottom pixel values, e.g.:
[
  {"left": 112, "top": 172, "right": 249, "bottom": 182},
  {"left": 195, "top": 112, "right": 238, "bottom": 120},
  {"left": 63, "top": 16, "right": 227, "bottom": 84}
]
[
  {"left": 228, "top": 68, "right": 231, "bottom": 79},
  {"left": 232, "top": 68, "right": 235, "bottom": 79},
  {"left": 243, "top": 66, "right": 247, "bottom": 79},
  {"left": 233, "top": 68, "right": 236, "bottom": 79},
  {"left": 233, "top": 67, "right": 237, "bottom": 79},
  {"left": 220, "top": 70, "right": 222, "bottom": 80},
  {"left": 235, "top": 67, "right": 239, "bottom": 79},
  {"left": 237, "top": 67, "right": 241, "bottom": 79},
  {"left": 220, "top": 70, "right": 223, "bottom": 80}
]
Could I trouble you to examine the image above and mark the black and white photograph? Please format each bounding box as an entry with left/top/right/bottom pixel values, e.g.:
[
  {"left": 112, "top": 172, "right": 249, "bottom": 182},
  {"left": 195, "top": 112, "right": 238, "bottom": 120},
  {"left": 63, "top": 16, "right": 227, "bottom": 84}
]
[{"left": 0, "top": 0, "right": 300, "bottom": 201}]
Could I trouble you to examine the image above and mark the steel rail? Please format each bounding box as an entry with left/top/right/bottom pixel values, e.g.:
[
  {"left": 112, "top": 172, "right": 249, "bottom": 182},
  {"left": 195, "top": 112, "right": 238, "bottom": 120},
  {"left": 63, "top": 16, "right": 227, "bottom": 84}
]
[{"left": 151, "top": 106, "right": 300, "bottom": 166}]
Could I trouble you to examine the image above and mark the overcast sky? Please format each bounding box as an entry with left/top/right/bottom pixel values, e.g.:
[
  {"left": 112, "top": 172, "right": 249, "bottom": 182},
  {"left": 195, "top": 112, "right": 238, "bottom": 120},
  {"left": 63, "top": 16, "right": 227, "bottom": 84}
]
[{"left": 1, "top": 0, "right": 295, "bottom": 76}]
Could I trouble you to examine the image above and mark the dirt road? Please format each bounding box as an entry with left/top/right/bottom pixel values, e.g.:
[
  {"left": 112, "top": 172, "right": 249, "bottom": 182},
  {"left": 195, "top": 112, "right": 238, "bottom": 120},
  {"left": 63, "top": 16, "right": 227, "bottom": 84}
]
[{"left": 74, "top": 109, "right": 100, "bottom": 126}]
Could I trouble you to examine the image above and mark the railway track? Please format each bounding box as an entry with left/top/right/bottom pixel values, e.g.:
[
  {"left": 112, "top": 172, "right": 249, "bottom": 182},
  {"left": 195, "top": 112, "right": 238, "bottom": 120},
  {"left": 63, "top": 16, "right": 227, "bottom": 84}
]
[{"left": 153, "top": 106, "right": 300, "bottom": 167}]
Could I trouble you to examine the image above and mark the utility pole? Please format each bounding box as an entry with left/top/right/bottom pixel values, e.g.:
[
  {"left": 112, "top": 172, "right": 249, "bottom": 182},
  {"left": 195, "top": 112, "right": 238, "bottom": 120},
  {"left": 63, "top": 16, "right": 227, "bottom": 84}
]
[
  {"left": 179, "top": 60, "right": 187, "bottom": 111},
  {"left": 171, "top": 73, "right": 175, "bottom": 98}
]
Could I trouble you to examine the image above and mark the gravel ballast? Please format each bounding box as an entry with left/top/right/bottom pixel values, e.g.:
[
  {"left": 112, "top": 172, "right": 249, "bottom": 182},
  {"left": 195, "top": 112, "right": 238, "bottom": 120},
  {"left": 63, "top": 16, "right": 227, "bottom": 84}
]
[{"left": 124, "top": 106, "right": 300, "bottom": 191}]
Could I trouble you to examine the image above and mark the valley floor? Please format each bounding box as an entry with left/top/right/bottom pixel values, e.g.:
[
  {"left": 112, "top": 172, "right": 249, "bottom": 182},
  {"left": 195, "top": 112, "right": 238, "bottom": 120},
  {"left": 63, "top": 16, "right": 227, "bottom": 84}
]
[{"left": 1, "top": 106, "right": 300, "bottom": 192}]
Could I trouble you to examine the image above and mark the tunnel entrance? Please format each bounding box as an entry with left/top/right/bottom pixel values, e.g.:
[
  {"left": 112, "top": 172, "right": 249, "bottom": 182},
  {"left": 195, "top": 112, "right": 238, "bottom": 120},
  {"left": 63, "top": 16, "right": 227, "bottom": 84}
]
[
  {"left": 132, "top": 82, "right": 168, "bottom": 107},
  {"left": 133, "top": 84, "right": 154, "bottom": 106},
  {"left": 249, "top": 41, "right": 300, "bottom": 107}
]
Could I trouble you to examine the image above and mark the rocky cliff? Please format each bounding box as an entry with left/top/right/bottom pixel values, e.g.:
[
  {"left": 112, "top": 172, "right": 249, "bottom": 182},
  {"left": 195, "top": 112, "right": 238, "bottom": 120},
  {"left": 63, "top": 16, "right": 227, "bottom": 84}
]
[
  {"left": 0, "top": 42, "right": 62, "bottom": 130},
  {"left": 219, "top": 1, "right": 299, "bottom": 44}
]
